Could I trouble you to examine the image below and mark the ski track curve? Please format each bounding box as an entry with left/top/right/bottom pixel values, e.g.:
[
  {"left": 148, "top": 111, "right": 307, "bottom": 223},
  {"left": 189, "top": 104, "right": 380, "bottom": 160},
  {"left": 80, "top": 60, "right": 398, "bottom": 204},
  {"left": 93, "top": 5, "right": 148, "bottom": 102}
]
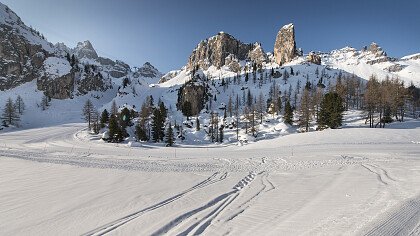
[
  {"left": 81, "top": 171, "right": 228, "bottom": 236},
  {"left": 151, "top": 172, "right": 257, "bottom": 236}
]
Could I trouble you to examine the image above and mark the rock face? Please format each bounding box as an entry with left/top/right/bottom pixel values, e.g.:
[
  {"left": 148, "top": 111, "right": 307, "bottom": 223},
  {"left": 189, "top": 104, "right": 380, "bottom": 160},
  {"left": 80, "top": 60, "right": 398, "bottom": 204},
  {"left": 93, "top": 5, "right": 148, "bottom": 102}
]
[
  {"left": 37, "top": 70, "right": 75, "bottom": 99},
  {"left": 248, "top": 43, "right": 268, "bottom": 66},
  {"left": 307, "top": 52, "right": 321, "bottom": 65},
  {"left": 77, "top": 73, "right": 111, "bottom": 95},
  {"left": 74, "top": 40, "right": 98, "bottom": 59},
  {"left": 0, "top": 4, "right": 52, "bottom": 91},
  {"left": 225, "top": 54, "right": 241, "bottom": 73},
  {"left": 135, "top": 62, "right": 161, "bottom": 78},
  {"left": 367, "top": 42, "right": 386, "bottom": 57},
  {"left": 274, "top": 23, "right": 298, "bottom": 65},
  {"left": 177, "top": 76, "right": 207, "bottom": 116},
  {"left": 187, "top": 32, "right": 254, "bottom": 70}
]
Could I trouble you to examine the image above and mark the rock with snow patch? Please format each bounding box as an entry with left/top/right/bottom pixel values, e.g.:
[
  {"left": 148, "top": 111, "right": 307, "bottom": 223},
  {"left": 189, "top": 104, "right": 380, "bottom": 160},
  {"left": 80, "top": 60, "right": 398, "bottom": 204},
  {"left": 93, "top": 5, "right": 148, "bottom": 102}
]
[
  {"left": 187, "top": 32, "right": 254, "bottom": 70},
  {"left": 307, "top": 52, "right": 321, "bottom": 65},
  {"left": 274, "top": 23, "right": 298, "bottom": 65}
]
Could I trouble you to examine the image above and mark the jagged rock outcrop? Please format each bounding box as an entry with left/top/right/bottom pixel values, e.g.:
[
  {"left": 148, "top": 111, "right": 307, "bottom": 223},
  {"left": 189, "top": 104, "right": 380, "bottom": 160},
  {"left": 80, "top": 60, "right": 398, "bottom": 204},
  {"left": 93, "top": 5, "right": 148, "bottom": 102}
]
[
  {"left": 225, "top": 54, "right": 241, "bottom": 73},
  {"left": 135, "top": 62, "right": 161, "bottom": 78},
  {"left": 385, "top": 64, "right": 406, "bottom": 72},
  {"left": 274, "top": 23, "right": 298, "bottom": 65},
  {"left": 0, "top": 3, "right": 52, "bottom": 90},
  {"left": 74, "top": 40, "right": 98, "bottom": 59},
  {"left": 187, "top": 32, "right": 254, "bottom": 70},
  {"left": 159, "top": 70, "right": 180, "bottom": 83},
  {"left": 37, "top": 70, "right": 75, "bottom": 99},
  {"left": 248, "top": 43, "right": 268, "bottom": 66},
  {"left": 77, "top": 72, "right": 111, "bottom": 95},
  {"left": 109, "top": 60, "right": 130, "bottom": 78},
  {"left": 367, "top": 42, "right": 387, "bottom": 57},
  {"left": 177, "top": 76, "right": 207, "bottom": 116},
  {"left": 307, "top": 52, "right": 321, "bottom": 65}
]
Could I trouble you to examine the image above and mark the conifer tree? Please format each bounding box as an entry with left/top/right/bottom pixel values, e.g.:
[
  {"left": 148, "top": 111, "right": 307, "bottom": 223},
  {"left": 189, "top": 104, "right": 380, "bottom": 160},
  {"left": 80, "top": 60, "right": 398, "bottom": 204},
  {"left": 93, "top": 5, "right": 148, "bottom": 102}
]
[
  {"left": 41, "top": 94, "right": 50, "bottom": 110},
  {"left": 284, "top": 100, "right": 293, "bottom": 125},
  {"left": 318, "top": 92, "right": 344, "bottom": 129},
  {"left": 83, "top": 99, "right": 95, "bottom": 129},
  {"left": 165, "top": 122, "right": 174, "bottom": 146},
  {"left": 219, "top": 126, "right": 224, "bottom": 143},
  {"left": 111, "top": 100, "right": 118, "bottom": 116},
  {"left": 15, "top": 95, "right": 25, "bottom": 115},
  {"left": 91, "top": 110, "right": 100, "bottom": 134},
  {"left": 108, "top": 114, "right": 123, "bottom": 142},
  {"left": 151, "top": 108, "right": 165, "bottom": 142},
  {"left": 298, "top": 89, "right": 313, "bottom": 132},
  {"left": 1, "top": 97, "right": 20, "bottom": 126},
  {"left": 196, "top": 117, "right": 200, "bottom": 131},
  {"left": 100, "top": 109, "right": 109, "bottom": 128}
]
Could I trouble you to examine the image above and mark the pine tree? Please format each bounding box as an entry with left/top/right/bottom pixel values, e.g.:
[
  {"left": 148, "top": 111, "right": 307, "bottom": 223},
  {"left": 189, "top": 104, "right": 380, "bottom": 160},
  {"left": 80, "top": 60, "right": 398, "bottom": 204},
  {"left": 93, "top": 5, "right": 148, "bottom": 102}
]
[
  {"left": 1, "top": 97, "right": 20, "bottom": 126},
  {"left": 284, "top": 100, "right": 293, "bottom": 125},
  {"left": 66, "top": 52, "right": 71, "bottom": 62},
  {"left": 111, "top": 100, "right": 118, "bottom": 116},
  {"left": 82, "top": 99, "right": 95, "bottom": 129},
  {"left": 318, "top": 92, "right": 344, "bottom": 129},
  {"left": 196, "top": 117, "right": 200, "bottom": 131},
  {"left": 298, "top": 89, "right": 313, "bottom": 132},
  {"left": 15, "top": 95, "right": 25, "bottom": 115},
  {"left": 151, "top": 108, "right": 165, "bottom": 142},
  {"left": 91, "top": 110, "right": 100, "bottom": 134},
  {"left": 135, "top": 123, "right": 148, "bottom": 141},
  {"left": 247, "top": 89, "right": 253, "bottom": 107},
  {"left": 108, "top": 114, "right": 123, "bottom": 142},
  {"left": 71, "top": 54, "right": 76, "bottom": 67},
  {"left": 41, "top": 94, "right": 50, "bottom": 110},
  {"left": 100, "top": 109, "right": 109, "bottom": 128},
  {"left": 219, "top": 126, "right": 224, "bottom": 143},
  {"left": 165, "top": 122, "right": 174, "bottom": 146},
  {"left": 227, "top": 95, "right": 233, "bottom": 117}
]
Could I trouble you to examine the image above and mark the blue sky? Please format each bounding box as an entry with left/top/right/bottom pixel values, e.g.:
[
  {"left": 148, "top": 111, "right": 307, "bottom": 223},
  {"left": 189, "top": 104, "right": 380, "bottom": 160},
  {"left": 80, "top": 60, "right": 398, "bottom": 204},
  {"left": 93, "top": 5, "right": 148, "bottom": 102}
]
[{"left": 2, "top": 0, "right": 419, "bottom": 72}]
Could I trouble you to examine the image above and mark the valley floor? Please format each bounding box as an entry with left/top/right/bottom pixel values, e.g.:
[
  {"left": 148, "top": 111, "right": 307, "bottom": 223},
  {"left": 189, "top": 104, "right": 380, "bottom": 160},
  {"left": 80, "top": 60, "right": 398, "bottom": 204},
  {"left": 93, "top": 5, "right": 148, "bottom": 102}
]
[{"left": 1, "top": 121, "right": 420, "bottom": 235}]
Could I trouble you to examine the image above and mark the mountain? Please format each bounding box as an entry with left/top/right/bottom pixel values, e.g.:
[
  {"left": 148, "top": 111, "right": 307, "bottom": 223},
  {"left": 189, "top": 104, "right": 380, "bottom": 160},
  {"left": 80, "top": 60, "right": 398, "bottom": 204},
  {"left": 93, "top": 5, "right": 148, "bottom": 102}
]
[
  {"left": 1, "top": 2, "right": 419, "bottom": 144},
  {"left": 0, "top": 2, "right": 161, "bottom": 100},
  {"left": 321, "top": 43, "right": 420, "bottom": 86}
]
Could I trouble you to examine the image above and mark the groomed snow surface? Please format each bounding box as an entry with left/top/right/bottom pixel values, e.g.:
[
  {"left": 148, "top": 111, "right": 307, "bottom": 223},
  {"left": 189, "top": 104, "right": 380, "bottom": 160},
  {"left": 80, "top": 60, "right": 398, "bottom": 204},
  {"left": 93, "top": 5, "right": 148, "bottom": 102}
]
[{"left": 1, "top": 114, "right": 420, "bottom": 236}]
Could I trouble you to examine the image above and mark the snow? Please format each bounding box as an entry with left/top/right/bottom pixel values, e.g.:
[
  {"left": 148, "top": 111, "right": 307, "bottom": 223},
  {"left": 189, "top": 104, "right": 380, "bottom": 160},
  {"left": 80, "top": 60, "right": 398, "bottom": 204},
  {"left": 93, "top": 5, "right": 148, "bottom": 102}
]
[
  {"left": 324, "top": 46, "right": 420, "bottom": 86},
  {"left": 0, "top": 3, "right": 54, "bottom": 52},
  {"left": 43, "top": 57, "right": 72, "bottom": 79},
  {"left": 282, "top": 23, "right": 294, "bottom": 29},
  {"left": 1, "top": 117, "right": 419, "bottom": 235}
]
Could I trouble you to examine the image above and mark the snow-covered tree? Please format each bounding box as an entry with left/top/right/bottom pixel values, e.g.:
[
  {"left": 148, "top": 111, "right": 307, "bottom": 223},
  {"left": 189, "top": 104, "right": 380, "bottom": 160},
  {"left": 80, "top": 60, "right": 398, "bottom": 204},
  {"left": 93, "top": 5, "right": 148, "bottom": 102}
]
[
  {"left": 1, "top": 97, "right": 20, "bottom": 126},
  {"left": 82, "top": 99, "right": 95, "bottom": 129},
  {"left": 15, "top": 95, "right": 25, "bottom": 115}
]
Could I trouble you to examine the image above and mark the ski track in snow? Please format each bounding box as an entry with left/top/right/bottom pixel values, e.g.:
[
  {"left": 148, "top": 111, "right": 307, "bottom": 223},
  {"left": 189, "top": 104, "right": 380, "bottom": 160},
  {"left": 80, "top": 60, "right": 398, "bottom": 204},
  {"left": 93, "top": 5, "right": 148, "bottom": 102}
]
[
  {"left": 1, "top": 123, "right": 420, "bottom": 235},
  {"left": 364, "top": 195, "right": 420, "bottom": 236},
  {"left": 82, "top": 172, "right": 228, "bottom": 236}
]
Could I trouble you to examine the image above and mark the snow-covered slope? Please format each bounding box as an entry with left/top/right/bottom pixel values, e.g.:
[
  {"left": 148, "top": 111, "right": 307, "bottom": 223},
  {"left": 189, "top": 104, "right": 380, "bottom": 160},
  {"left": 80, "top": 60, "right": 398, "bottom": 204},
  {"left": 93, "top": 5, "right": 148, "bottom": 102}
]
[
  {"left": 0, "top": 3, "right": 54, "bottom": 52},
  {"left": 323, "top": 43, "right": 420, "bottom": 86}
]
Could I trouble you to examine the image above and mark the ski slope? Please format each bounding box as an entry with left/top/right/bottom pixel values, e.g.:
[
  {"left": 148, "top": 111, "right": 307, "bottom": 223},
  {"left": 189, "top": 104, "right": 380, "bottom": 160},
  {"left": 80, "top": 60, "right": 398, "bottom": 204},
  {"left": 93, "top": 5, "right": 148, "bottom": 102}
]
[{"left": 1, "top": 117, "right": 420, "bottom": 235}]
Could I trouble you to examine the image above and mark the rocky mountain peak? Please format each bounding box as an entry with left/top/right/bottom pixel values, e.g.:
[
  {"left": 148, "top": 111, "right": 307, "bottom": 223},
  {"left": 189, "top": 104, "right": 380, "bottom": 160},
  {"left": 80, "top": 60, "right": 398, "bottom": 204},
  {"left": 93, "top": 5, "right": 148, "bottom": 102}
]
[
  {"left": 274, "top": 23, "right": 298, "bottom": 65},
  {"left": 75, "top": 40, "right": 98, "bottom": 59},
  {"left": 187, "top": 32, "right": 254, "bottom": 70},
  {"left": 248, "top": 43, "right": 268, "bottom": 65},
  {"left": 367, "top": 42, "right": 386, "bottom": 57},
  {"left": 135, "top": 62, "right": 161, "bottom": 78}
]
